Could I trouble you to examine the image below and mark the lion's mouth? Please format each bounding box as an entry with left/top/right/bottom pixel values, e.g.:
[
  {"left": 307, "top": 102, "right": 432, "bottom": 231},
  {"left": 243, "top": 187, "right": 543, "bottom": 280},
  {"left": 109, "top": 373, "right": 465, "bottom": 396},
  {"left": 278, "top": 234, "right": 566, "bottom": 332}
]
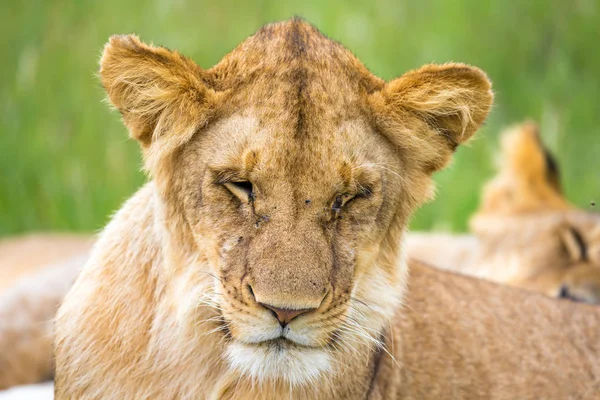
[
  {"left": 225, "top": 334, "right": 334, "bottom": 384},
  {"left": 246, "top": 336, "right": 320, "bottom": 351},
  {"left": 262, "top": 337, "right": 297, "bottom": 350}
]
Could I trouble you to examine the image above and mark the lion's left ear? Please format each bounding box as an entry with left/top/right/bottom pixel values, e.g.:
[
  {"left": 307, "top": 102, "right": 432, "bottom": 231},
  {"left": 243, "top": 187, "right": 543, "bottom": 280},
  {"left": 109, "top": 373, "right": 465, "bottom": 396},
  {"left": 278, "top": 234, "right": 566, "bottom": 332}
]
[
  {"left": 100, "top": 35, "right": 219, "bottom": 171},
  {"left": 368, "top": 63, "right": 493, "bottom": 173}
]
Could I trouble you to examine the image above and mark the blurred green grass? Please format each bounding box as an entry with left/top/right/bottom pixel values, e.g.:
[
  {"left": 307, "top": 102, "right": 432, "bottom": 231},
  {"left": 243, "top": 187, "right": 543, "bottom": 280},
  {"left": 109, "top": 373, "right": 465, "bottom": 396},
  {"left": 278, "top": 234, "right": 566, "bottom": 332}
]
[{"left": 1, "top": 0, "right": 599, "bottom": 236}]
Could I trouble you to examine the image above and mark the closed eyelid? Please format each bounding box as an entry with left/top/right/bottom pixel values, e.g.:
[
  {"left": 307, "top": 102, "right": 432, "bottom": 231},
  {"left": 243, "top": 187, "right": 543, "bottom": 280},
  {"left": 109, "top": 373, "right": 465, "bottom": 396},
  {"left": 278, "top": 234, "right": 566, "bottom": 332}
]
[
  {"left": 331, "top": 193, "right": 358, "bottom": 212},
  {"left": 223, "top": 181, "right": 255, "bottom": 203}
]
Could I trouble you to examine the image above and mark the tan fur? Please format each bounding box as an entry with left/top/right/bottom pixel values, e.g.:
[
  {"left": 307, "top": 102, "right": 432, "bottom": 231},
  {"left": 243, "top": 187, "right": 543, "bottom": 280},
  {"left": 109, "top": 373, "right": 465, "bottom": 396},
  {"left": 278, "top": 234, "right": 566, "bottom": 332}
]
[
  {"left": 373, "top": 261, "right": 600, "bottom": 399},
  {"left": 408, "top": 122, "right": 600, "bottom": 303},
  {"left": 0, "top": 234, "right": 92, "bottom": 292},
  {"left": 53, "top": 20, "right": 599, "bottom": 399},
  {"left": 0, "top": 234, "right": 92, "bottom": 389},
  {"left": 406, "top": 232, "right": 480, "bottom": 271}
]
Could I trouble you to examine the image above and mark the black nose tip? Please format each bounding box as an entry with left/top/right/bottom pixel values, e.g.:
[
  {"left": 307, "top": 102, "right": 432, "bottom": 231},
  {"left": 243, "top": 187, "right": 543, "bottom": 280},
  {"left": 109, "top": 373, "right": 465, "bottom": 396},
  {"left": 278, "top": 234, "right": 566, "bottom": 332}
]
[
  {"left": 559, "top": 285, "right": 569, "bottom": 299},
  {"left": 558, "top": 284, "right": 582, "bottom": 302}
]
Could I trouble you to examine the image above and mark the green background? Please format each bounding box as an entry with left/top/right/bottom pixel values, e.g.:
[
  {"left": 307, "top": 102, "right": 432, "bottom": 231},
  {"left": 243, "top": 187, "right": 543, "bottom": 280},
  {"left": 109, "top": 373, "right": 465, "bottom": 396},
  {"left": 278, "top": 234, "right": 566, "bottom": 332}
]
[{"left": 1, "top": 0, "right": 599, "bottom": 236}]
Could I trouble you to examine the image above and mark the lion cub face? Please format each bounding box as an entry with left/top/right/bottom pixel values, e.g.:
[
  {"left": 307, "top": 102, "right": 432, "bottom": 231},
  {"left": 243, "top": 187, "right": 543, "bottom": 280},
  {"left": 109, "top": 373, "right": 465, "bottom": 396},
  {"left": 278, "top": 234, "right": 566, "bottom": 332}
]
[
  {"left": 99, "top": 20, "right": 492, "bottom": 384},
  {"left": 471, "top": 122, "right": 600, "bottom": 303},
  {"left": 178, "top": 116, "right": 398, "bottom": 382}
]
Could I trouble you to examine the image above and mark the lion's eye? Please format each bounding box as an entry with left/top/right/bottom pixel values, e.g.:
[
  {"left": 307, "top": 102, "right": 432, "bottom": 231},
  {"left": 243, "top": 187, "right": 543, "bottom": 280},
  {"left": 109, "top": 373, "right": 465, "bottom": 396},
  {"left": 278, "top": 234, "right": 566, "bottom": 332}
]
[
  {"left": 224, "top": 181, "right": 254, "bottom": 203},
  {"left": 332, "top": 193, "right": 355, "bottom": 213},
  {"left": 331, "top": 186, "right": 373, "bottom": 215}
]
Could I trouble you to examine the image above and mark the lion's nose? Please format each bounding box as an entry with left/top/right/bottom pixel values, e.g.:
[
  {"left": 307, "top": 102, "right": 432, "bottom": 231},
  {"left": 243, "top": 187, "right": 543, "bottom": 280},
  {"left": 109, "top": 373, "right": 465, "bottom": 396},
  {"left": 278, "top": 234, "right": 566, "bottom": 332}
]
[
  {"left": 558, "top": 284, "right": 581, "bottom": 302},
  {"left": 258, "top": 303, "right": 315, "bottom": 327},
  {"left": 559, "top": 285, "right": 570, "bottom": 299}
]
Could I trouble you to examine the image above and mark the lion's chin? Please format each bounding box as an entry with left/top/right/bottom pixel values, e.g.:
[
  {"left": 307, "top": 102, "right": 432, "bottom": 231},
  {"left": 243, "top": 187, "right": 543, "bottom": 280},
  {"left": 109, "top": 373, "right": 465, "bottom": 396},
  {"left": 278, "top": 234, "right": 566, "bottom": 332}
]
[{"left": 225, "top": 339, "right": 332, "bottom": 386}]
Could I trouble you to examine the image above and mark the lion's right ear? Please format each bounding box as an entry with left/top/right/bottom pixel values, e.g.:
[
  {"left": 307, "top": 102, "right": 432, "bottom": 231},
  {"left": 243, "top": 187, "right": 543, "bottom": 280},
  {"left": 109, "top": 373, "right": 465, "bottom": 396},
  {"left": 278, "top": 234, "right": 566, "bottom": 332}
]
[
  {"left": 368, "top": 63, "right": 493, "bottom": 173},
  {"left": 100, "top": 35, "right": 217, "bottom": 159}
]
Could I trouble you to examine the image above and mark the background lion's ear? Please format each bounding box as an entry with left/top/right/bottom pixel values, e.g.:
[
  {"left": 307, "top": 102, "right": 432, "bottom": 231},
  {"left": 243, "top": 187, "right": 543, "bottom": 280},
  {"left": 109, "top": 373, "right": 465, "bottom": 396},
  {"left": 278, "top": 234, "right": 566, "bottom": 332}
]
[
  {"left": 560, "top": 226, "right": 587, "bottom": 262},
  {"left": 368, "top": 63, "right": 493, "bottom": 173},
  {"left": 100, "top": 35, "right": 217, "bottom": 161},
  {"left": 472, "top": 122, "right": 570, "bottom": 217},
  {"left": 498, "top": 121, "right": 562, "bottom": 194}
]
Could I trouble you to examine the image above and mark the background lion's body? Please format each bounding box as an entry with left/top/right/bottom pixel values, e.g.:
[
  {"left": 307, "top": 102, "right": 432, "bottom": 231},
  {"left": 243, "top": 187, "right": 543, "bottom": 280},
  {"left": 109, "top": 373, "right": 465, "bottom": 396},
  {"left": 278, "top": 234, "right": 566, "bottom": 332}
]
[
  {"left": 0, "top": 234, "right": 91, "bottom": 389},
  {"left": 379, "top": 262, "right": 600, "bottom": 399},
  {"left": 0, "top": 234, "right": 92, "bottom": 292}
]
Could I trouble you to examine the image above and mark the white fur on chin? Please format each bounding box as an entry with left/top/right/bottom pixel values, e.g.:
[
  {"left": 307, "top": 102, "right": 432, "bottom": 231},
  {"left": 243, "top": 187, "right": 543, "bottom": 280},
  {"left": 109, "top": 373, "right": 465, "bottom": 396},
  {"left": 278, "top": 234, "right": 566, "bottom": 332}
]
[{"left": 225, "top": 341, "right": 332, "bottom": 386}]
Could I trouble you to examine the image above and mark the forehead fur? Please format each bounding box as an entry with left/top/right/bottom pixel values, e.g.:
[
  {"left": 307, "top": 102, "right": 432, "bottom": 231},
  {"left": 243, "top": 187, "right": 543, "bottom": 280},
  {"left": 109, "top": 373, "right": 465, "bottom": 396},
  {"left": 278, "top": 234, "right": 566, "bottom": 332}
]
[
  {"left": 208, "top": 18, "right": 383, "bottom": 95},
  {"left": 204, "top": 19, "right": 383, "bottom": 136},
  {"left": 178, "top": 20, "right": 402, "bottom": 206}
]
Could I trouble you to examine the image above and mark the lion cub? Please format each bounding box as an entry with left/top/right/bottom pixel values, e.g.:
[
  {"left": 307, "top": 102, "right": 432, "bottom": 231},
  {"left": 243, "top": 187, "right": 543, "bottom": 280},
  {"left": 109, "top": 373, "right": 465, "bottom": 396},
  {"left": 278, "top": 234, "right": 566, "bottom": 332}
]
[
  {"left": 54, "top": 19, "right": 599, "bottom": 399},
  {"left": 408, "top": 122, "right": 600, "bottom": 303}
]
